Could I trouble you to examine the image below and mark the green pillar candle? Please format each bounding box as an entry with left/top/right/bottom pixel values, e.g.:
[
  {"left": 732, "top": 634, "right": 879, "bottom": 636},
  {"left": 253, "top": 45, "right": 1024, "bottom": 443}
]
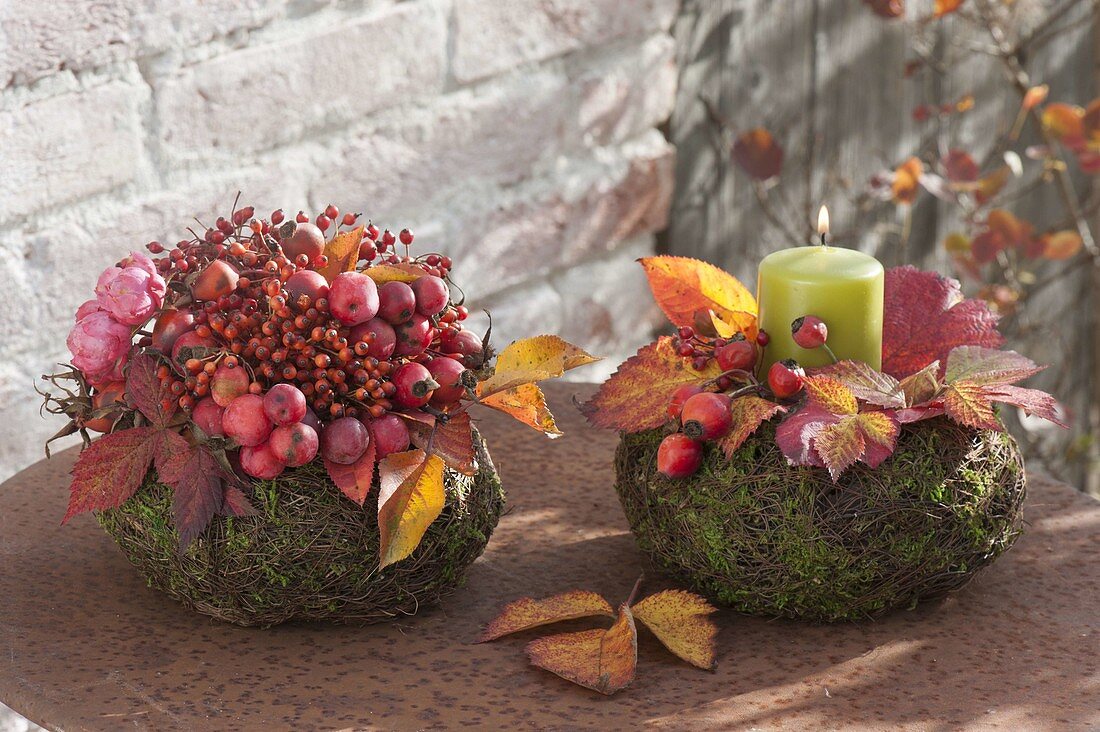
[{"left": 756, "top": 244, "right": 884, "bottom": 372}]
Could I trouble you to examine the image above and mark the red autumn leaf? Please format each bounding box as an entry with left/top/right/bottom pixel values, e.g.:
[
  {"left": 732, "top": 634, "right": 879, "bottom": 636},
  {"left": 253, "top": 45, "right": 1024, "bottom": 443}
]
[
  {"left": 863, "top": 0, "right": 904, "bottom": 18},
  {"left": 882, "top": 266, "right": 1004, "bottom": 379},
  {"left": 221, "top": 485, "right": 258, "bottom": 517},
  {"left": 156, "top": 434, "right": 234, "bottom": 548},
  {"left": 933, "top": 0, "right": 964, "bottom": 17},
  {"left": 894, "top": 400, "right": 946, "bottom": 424},
  {"left": 324, "top": 436, "right": 379, "bottom": 506},
  {"left": 580, "top": 337, "right": 721, "bottom": 433},
  {"left": 810, "top": 360, "right": 905, "bottom": 409},
  {"left": 639, "top": 256, "right": 758, "bottom": 337},
  {"left": 943, "top": 380, "right": 1000, "bottom": 430},
  {"left": 891, "top": 157, "right": 923, "bottom": 204},
  {"left": 944, "top": 346, "right": 1043, "bottom": 386},
  {"left": 64, "top": 426, "right": 160, "bottom": 523},
  {"left": 803, "top": 376, "right": 858, "bottom": 415},
  {"left": 408, "top": 410, "right": 477, "bottom": 475},
  {"left": 732, "top": 128, "right": 784, "bottom": 180},
  {"left": 125, "top": 352, "right": 177, "bottom": 428},
  {"left": 777, "top": 404, "right": 900, "bottom": 480},
  {"left": 775, "top": 405, "right": 834, "bottom": 468},
  {"left": 982, "top": 384, "right": 1066, "bottom": 427},
  {"left": 943, "top": 149, "right": 979, "bottom": 183},
  {"left": 718, "top": 396, "right": 786, "bottom": 456}
]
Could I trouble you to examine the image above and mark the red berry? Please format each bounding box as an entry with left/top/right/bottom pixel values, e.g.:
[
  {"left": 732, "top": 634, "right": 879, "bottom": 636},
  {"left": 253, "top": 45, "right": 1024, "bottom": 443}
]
[
  {"left": 325, "top": 204, "right": 340, "bottom": 220},
  {"left": 392, "top": 314, "right": 432, "bottom": 357},
  {"left": 657, "top": 433, "right": 704, "bottom": 479},
  {"left": 296, "top": 211, "right": 309, "bottom": 223},
  {"left": 211, "top": 363, "right": 250, "bottom": 407},
  {"left": 392, "top": 362, "right": 439, "bottom": 408},
  {"left": 756, "top": 330, "right": 770, "bottom": 347},
  {"left": 263, "top": 383, "right": 308, "bottom": 425},
  {"left": 365, "top": 223, "right": 379, "bottom": 241},
  {"left": 680, "top": 392, "right": 733, "bottom": 440},
  {"left": 268, "top": 422, "right": 319, "bottom": 467},
  {"left": 320, "top": 417, "right": 370, "bottom": 464},
  {"left": 191, "top": 260, "right": 240, "bottom": 301},
  {"left": 667, "top": 383, "right": 705, "bottom": 420},
  {"left": 678, "top": 326, "right": 694, "bottom": 339},
  {"left": 369, "top": 414, "right": 411, "bottom": 457},
  {"left": 715, "top": 338, "right": 757, "bottom": 372},
  {"left": 411, "top": 275, "right": 449, "bottom": 316},
  {"left": 377, "top": 280, "right": 416, "bottom": 324},
  {"left": 170, "top": 330, "right": 218, "bottom": 371},
  {"left": 271, "top": 209, "right": 285, "bottom": 225},
  {"left": 315, "top": 214, "right": 331, "bottom": 232},
  {"left": 282, "top": 222, "right": 325, "bottom": 263},
  {"left": 791, "top": 315, "right": 828, "bottom": 349},
  {"left": 399, "top": 228, "right": 414, "bottom": 245},
  {"left": 222, "top": 394, "right": 273, "bottom": 446},
  {"left": 240, "top": 441, "right": 286, "bottom": 480},
  {"left": 329, "top": 271, "right": 380, "bottom": 325},
  {"left": 381, "top": 229, "right": 396, "bottom": 246},
  {"left": 350, "top": 317, "right": 397, "bottom": 359},
  {"left": 191, "top": 397, "right": 225, "bottom": 437},
  {"left": 426, "top": 356, "right": 467, "bottom": 405},
  {"left": 84, "top": 381, "right": 127, "bottom": 433},
  {"left": 768, "top": 359, "right": 806, "bottom": 399},
  {"left": 284, "top": 269, "right": 330, "bottom": 304},
  {"left": 342, "top": 212, "right": 358, "bottom": 227}
]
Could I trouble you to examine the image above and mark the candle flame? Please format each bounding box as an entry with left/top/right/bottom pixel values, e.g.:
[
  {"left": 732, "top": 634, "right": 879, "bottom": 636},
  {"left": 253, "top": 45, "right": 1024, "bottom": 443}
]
[{"left": 817, "top": 205, "right": 830, "bottom": 236}]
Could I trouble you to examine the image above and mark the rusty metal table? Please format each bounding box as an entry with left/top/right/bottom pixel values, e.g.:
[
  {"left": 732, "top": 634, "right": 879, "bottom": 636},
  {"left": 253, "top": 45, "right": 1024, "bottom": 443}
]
[{"left": 1, "top": 383, "right": 1098, "bottom": 731}]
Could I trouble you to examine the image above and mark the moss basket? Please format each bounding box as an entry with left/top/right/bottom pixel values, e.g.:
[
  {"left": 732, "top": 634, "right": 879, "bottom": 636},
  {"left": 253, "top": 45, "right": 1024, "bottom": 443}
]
[
  {"left": 98, "top": 430, "right": 504, "bottom": 627},
  {"left": 614, "top": 419, "right": 1026, "bottom": 622}
]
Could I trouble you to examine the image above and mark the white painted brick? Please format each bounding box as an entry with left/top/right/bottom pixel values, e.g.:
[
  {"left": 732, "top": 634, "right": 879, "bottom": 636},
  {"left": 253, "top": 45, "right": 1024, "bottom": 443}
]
[
  {"left": 452, "top": 0, "right": 678, "bottom": 83},
  {"left": 0, "top": 81, "right": 148, "bottom": 225},
  {"left": 155, "top": 1, "right": 447, "bottom": 164},
  {"left": 449, "top": 131, "right": 675, "bottom": 297}
]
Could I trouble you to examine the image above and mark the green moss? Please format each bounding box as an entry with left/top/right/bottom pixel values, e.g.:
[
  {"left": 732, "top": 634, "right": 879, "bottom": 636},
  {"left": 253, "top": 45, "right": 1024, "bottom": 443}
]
[
  {"left": 614, "top": 418, "right": 1026, "bottom": 622},
  {"left": 97, "top": 431, "right": 504, "bottom": 627}
]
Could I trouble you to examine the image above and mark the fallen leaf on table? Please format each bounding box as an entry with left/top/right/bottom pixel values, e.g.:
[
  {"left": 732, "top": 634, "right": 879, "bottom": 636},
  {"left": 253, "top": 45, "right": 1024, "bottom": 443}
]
[
  {"left": 632, "top": 590, "right": 719, "bottom": 670},
  {"left": 477, "top": 591, "right": 614, "bottom": 642},
  {"left": 525, "top": 604, "right": 637, "bottom": 695}
]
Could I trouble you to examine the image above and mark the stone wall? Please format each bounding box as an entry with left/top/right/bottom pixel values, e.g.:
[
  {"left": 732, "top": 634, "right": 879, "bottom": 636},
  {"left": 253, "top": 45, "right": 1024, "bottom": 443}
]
[{"left": 0, "top": 0, "right": 677, "bottom": 486}]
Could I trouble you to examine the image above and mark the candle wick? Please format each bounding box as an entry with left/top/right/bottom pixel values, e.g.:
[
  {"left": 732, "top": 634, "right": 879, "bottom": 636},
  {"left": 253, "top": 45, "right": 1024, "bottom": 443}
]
[{"left": 819, "top": 232, "right": 827, "bottom": 247}]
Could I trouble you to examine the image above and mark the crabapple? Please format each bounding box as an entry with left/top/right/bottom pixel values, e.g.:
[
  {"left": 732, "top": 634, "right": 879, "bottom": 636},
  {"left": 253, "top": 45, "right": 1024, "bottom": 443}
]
[
  {"left": 377, "top": 281, "right": 416, "bottom": 324},
  {"left": 268, "top": 422, "right": 319, "bottom": 467},
  {"left": 240, "top": 441, "right": 286, "bottom": 480},
  {"left": 222, "top": 394, "right": 273, "bottom": 446},
  {"left": 321, "top": 417, "right": 370, "bottom": 464},
  {"left": 263, "top": 383, "right": 307, "bottom": 425},
  {"left": 392, "top": 362, "right": 439, "bottom": 408},
  {"left": 329, "top": 272, "right": 379, "bottom": 326},
  {"left": 370, "top": 414, "right": 411, "bottom": 457}
]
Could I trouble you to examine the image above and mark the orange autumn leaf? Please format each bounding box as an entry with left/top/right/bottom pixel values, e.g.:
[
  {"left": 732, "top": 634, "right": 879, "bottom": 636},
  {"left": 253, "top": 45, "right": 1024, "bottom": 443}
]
[
  {"left": 1044, "top": 230, "right": 1084, "bottom": 260},
  {"left": 363, "top": 262, "right": 425, "bottom": 284},
  {"left": 478, "top": 335, "right": 599, "bottom": 398},
  {"left": 479, "top": 383, "right": 561, "bottom": 436},
  {"left": 1023, "top": 84, "right": 1049, "bottom": 111},
  {"left": 943, "top": 381, "right": 1000, "bottom": 430},
  {"left": 580, "top": 337, "right": 721, "bottom": 433},
  {"left": 1041, "top": 103, "right": 1085, "bottom": 141},
  {"left": 933, "top": 0, "right": 964, "bottom": 17},
  {"left": 891, "top": 157, "right": 923, "bottom": 204},
  {"left": 316, "top": 225, "right": 365, "bottom": 282},
  {"left": 718, "top": 396, "right": 786, "bottom": 456},
  {"left": 639, "top": 256, "right": 758, "bottom": 338},
  {"left": 804, "top": 376, "right": 858, "bottom": 415},
  {"left": 525, "top": 604, "right": 637, "bottom": 696},
  {"left": 406, "top": 411, "right": 476, "bottom": 476},
  {"left": 376, "top": 450, "right": 446, "bottom": 569},
  {"left": 477, "top": 591, "right": 615, "bottom": 643},
  {"left": 975, "top": 166, "right": 1011, "bottom": 205},
  {"left": 631, "top": 590, "right": 719, "bottom": 671},
  {"left": 732, "top": 128, "right": 784, "bottom": 180}
]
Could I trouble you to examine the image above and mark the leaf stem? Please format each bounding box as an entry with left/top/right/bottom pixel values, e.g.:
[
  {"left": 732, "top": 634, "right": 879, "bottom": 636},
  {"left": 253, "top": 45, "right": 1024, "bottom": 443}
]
[{"left": 625, "top": 574, "right": 645, "bottom": 608}]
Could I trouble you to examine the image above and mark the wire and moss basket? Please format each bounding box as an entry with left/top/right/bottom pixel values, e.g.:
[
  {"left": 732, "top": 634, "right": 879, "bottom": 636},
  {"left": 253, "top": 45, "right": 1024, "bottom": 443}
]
[
  {"left": 614, "top": 418, "right": 1026, "bottom": 622},
  {"left": 97, "top": 430, "right": 503, "bottom": 627}
]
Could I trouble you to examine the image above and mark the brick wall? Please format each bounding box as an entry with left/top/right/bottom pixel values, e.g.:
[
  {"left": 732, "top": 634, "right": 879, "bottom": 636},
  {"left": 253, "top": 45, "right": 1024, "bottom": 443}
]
[{"left": 0, "top": 0, "right": 677, "bottom": 488}]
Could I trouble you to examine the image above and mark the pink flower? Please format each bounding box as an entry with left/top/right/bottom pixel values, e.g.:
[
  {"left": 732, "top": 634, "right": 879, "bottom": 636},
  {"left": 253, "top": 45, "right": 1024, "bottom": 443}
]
[
  {"left": 74, "top": 299, "right": 102, "bottom": 321},
  {"left": 67, "top": 311, "right": 133, "bottom": 385},
  {"left": 95, "top": 251, "right": 167, "bottom": 325}
]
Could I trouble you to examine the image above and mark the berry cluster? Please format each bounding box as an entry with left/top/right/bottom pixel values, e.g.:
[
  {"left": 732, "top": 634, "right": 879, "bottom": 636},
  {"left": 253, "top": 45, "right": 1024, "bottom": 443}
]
[{"left": 81, "top": 201, "right": 485, "bottom": 480}]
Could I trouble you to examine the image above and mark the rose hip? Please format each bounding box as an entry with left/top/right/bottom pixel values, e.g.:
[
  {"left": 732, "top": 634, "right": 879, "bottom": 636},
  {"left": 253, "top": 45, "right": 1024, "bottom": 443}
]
[
  {"left": 667, "top": 383, "right": 705, "bottom": 420},
  {"left": 222, "top": 394, "right": 273, "bottom": 446},
  {"left": 263, "top": 383, "right": 307, "bottom": 425},
  {"left": 680, "top": 392, "right": 733, "bottom": 440},
  {"left": 715, "top": 338, "right": 757, "bottom": 373},
  {"left": 369, "top": 414, "right": 411, "bottom": 457},
  {"left": 657, "top": 433, "right": 704, "bottom": 479},
  {"left": 268, "top": 422, "right": 319, "bottom": 467},
  {"left": 321, "top": 417, "right": 370, "bottom": 464},
  {"left": 329, "top": 271, "right": 379, "bottom": 325},
  {"left": 190, "top": 260, "right": 239, "bottom": 301},
  {"left": 377, "top": 281, "right": 416, "bottom": 324},
  {"left": 240, "top": 441, "right": 286, "bottom": 480}
]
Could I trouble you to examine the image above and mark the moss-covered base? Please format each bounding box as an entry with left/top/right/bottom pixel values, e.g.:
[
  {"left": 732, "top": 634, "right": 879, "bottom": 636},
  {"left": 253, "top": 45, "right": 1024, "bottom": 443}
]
[
  {"left": 615, "top": 419, "right": 1026, "bottom": 622},
  {"left": 98, "top": 431, "right": 504, "bottom": 627}
]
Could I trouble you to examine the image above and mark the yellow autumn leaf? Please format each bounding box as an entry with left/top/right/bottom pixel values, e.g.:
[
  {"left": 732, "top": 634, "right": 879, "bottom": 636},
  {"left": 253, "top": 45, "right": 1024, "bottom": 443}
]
[
  {"left": 632, "top": 590, "right": 719, "bottom": 671},
  {"left": 477, "top": 591, "right": 615, "bottom": 643},
  {"left": 363, "top": 262, "right": 425, "bottom": 284},
  {"left": 477, "top": 335, "right": 599, "bottom": 398},
  {"left": 478, "top": 383, "right": 561, "bottom": 436},
  {"left": 1041, "top": 103, "right": 1085, "bottom": 141},
  {"left": 376, "top": 450, "right": 445, "bottom": 569},
  {"left": 524, "top": 604, "right": 637, "bottom": 695},
  {"left": 639, "top": 256, "right": 758, "bottom": 338},
  {"left": 316, "top": 225, "right": 365, "bottom": 283}
]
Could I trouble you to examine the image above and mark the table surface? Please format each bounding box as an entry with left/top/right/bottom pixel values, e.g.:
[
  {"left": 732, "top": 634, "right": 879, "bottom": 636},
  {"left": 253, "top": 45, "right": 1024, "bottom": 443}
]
[{"left": 1, "top": 383, "right": 1098, "bottom": 731}]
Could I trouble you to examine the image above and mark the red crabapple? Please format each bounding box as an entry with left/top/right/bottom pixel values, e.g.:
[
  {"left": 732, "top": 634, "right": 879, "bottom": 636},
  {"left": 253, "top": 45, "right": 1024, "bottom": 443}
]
[
  {"left": 84, "top": 381, "right": 126, "bottom": 433},
  {"left": 369, "top": 414, "right": 411, "bottom": 457},
  {"left": 285, "top": 270, "right": 329, "bottom": 304},
  {"left": 350, "top": 318, "right": 396, "bottom": 359},
  {"left": 329, "top": 272, "right": 379, "bottom": 325},
  {"left": 211, "top": 363, "right": 250, "bottom": 407},
  {"left": 393, "top": 314, "right": 432, "bottom": 356},
  {"left": 222, "top": 394, "right": 273, "bottom": 446},
  {"left": 263, "top": 383, "right": 307, "bottom": 425},
  {"left": 171, "top": 330, "right": 218, "bottom": 371},
  {"left": 426, "top": 356, "right": 467, "bottom": 405},
  {"left": 240, "top": 441, "right": 286, "bottom": 480},
  {"left": 377, "top": 281, "right": 416, "bottom": 324},
  {"left": 151, "top": 309, "right": 195, "bottom": 353},
  {"left": 411, "top": 275, "right": 449, "bottom": 317},
  {"left": 441, "top": 328, "right": 483, "bottom": 358},
  {"left": 392, "top": 362, "right": 439, "bottom": 408},
  {"left": 192, "top": 397, "right": 226, "bottom": 437},
  {"left": 190, "top": 260, "right": 239, "bottom": 301},
  {"left": 268, "top": 422, "right": 319, "bottom": 467},
  {"left": 281, "top": 222, "right": 325, "bottom": 263},
  {"left": 321, "top": 417, "right": 370, "bottom": 464}
]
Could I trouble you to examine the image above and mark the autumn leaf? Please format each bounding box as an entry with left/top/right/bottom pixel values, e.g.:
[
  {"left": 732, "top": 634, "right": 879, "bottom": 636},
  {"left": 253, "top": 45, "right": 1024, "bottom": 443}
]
[
  {"left": 479, "top": 383, "right": 561, "bottom": 436},
  {"left": 943, "top": 149, "right": 979, "bottom": 183},
  {"left": 125, "top": 352, "right": 177, "bottom": 428},
  {"left": 777, "top": 404, "right": 900, "bottom": 480},
  {"left": 315, "top": 225, "right": 364, "bottom": 282},
  {"left": 477, "top": 335, "right": 599, "bottom": 398},
  {"left": 324, "top": 437, "right": 378, "bottom": 505},
  {"left": 944, "top": 346, "right": 1043, "bottom": 386},
  {"left": 891, "top": 157, "right": 923, "bottom": 204},
  {"left": 1042, "top": 103, "right": 1085, "bottom": 142},
  {"left": 408, "top": 410, "right": 476, "bottom": 475},
  {"left": 221, "top": 485, "right": 258, "bottom": 517},
  {"left": 882, "top": 266, "right": 1003, "bottom": 379},
  {"left": 975, "top": 166, "right": 1011, "bottom": 205},
  {"left": 898, "top": 361, "right": 941, "bottom": 405},
  {"left": 943, "top": 380, "right": 1000, "bottom": 430},
  {"left": 803, "top": 376, "right": 858, "bottom": 415},
  {"left": 639, "top": 256, "right": 758, "bottom": 338},
  {"left": 64, "top": 426, "right": 160, "bottom": 523},
  {"left": 632, "top": 590, "right": 718, "bottom": 671},
  {"left": 1044, "top": 230, "right": 1084, "bottom": 260},
  {"left": 363, "top": 262, "right": 425, "bottom": 284},
  {"left": 580, "top": 337, "right": 720, "bottom": 433},
  {"left": 982, "top": 384, "right": 1066, "bottom": 427},
  {"left": 810, "top": 361, "right": 906, "bottom": 409},
  {"left": 477, "top": 591, "right": 615, "bottom": 642},
  {"left": 155, "top": 433, "right": 234, "bottom": 549},
  {"left": 525, "top": 605, "right": 637, "bottom": 696},
  {"left": 376, "top": 450, "right": 445, "bottom": 568},
  {"left": 732, "top": 128, "right": 783, "bottom": 180},
  {"left": 933, "top": 0, "right": 964, "bottom": 17},
  {"left": 718, "top": 396, "right": 786, "bottom": 456}
]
